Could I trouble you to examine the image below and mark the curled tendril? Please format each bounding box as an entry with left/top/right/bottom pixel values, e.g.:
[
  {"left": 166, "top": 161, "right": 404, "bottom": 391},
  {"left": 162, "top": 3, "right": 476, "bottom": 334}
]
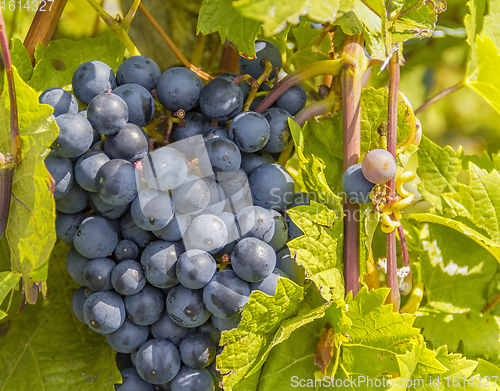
[{"left": 396, "top": 90, "right": 417, "bottom": 155}]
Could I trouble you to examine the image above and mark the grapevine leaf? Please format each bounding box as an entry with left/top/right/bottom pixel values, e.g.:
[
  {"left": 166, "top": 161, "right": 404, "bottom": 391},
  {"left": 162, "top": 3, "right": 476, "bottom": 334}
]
[
  {"left": 474, "top": 358, "right": 500, "bottom": 386},
  {"left": 0, "top": 242, "right": 121, "bottom": 390},
  {"left": 0, "top": 272, "right": 21, "bottom": 320},
  {"left": 0, "top": 68, "right": 58, "bottom": 304},
  {"left": 218, "top": 278, "right": 304, "bottom": 390},
  {"left": 391, "top": 0, "right": 443, "bottom": 44},
  {"left": 9, "top": 38, "right": 33, "bottom": 83},
  {"left": 465, "top": 0, "right": 487, "bottom": 76},
  {"left": 196, "top": 0, "right": 261, "bottom": 58},
  {"left": 290, "top": 20, "right": 332, "bottom": 68},
  {"left": 287, "top": 202, "right": 343, "bottom": 301},
  {"left": 29, "top": 32, "right": 125, "bottom": 92}
]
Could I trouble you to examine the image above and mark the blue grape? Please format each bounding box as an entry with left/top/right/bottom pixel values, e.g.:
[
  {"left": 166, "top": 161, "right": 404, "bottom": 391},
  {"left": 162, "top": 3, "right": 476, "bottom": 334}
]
[
  {"left": 231, "top": 238, "right": 276, "bottom": 282},
  {"left": 83, "top": 291, "right": 125, "bottom": 334},
  {"left": 71, "top": 287, "right": 87, "bottom": 323},
  {"left": 167, "top": 285, "right": 211, "bottom": 328},
  {"left": 240, "top": 150, "right": 274, "bottom": 175},
  {"left": 72, "top": 60, "right": 116, "bottom": 104},
  {"left": 89, "top": 193, "right": 130, "bottom": 220},
  {"left": 217, "top": 72, "right": 251, "bottom": 99},
  {"left": 74, "top": 151, "right": 110, "bottom": 192},
  {"left": 171, "top": 112, "right": 211, "bottom": 143},
  {"left": 274, "top": 85, "right": 307, "bottom": 115},
  {"left": 111, "top": 259, "right": 146, "bottom": 295},
  {"left": 65, "top": 247, "right": 90, "bottom": 285},
  {"left": 210, "top": 314, "right": 241, "bottom": 332},
  {"left": 267, "top": 210, "right": 288, "bottom": 251},
  {"left": 113, "top": 84, "right": 155, "bottom": 127},
  {"left": 131, "top": 188, "right": 175, "bottom": 231},
  {"left": 85, "top": 286, "right": 96, "bottom": 298},
  {"left": 341, "top": 163, "right": 374, "bottom": 204},
  {"left": 56, "top": 183, "right": 89, "bottom": 214},
  {"left": 199, "top": 138, "right": 241, "bottom": 180},
  {"left": 52, "top": 113, "right": 94, "bottom": 158},
  {"left": 141, "top": 240, "right": 181, "bottom": 288},
  {"left": 157, "top": 67, "right": 203, "bottom": 112},
  {"left": 124, "top": 284, "right": 165, "bottom": 326},
  {"left": 114, "top": 239, "right": 139, "bottom": 261},
  {"left": 106, "top": 319, "right": 149, "bottom": 353},
  {"left": 249, "top": 95, "right": 264, "bottom": 111},
  {"left": 179, "top": 333, "right": 216, "bottom": 369},
  {"left": 229, "top": 111, "right": 270, "bottom": 152},
  {"left": 235, "top": 206, "right": 275, "bottom": 243},
  {"left": 116, "top": 368, "right": 154, "bottom": 391},
  {"left": 120, "top": 212, "right": 156, "bottom": 248},
  {"left": 248, "top": 163, "right": 295, "bottom": 211},
  {"left": 262, "top": 108, "right": 293, "bottom": 153},
  {"left": 197, "top": 320, "right": 221, "bottom": 344},
  {"left": 135, "top": 339, "right": 181, "bottom": 384},
  {"left": 39, "top": 87, "right": 78, "bottom": 116},
  {"left": 142, "top": 147, "right": 189, "bottom": 191},
  {"left": 216, "top": 212, "right": 238, "bottom": 255},
  {"left": 55, "top": 212, "right": 86, "bottom": 243},
  {"left": 199, "top": 77, "right": 244, "bottom": 121},
  {"left": 171, "top": 366, "right": 214, "bottom": 391},
  {"left": 151, "top": 312, "right": 190, "bottom": 347},
  {"left": 103, "top": 123, "right": 149, "bottom": 163},
  {"left": 202, "top": 126, "right": 229, "bottom": 142},
  {"left": 239, "top": 40, "right": 282, "bottom": 80},
  {"left": 87, "top": 93, "right": 129, "bottom": 135},
  {"left": 218, "top": 168, "right": 249, "bottom": 203},
  {"left": 361, "top": 148, "right": 397, "bottom": 184},
  {"left": 153, "top": 213, "right": 191, "bottom": 242},
  {"left": 83, "top": 257, "right": 116, "bottom": 291},
  {"left": 250, "top": 268, "right": 288, "bottom": 296},
  {"left": 183, "top": 214, "right": 228, "bottom": 254},
  {"left": 193, "top": 178, "right": 226, "bottom": 217},
  {"left": 276, "top": 248, "right": 305, "bottom": 286},
  {"left": 171, "top": 175, "right": 210, "bottom": 215},
  {"left": 176, "top": 250, "right": 217, "bottom": 289},
  {"left": 116, "top": 56, "right": 161, "bottom": 91},
  {"left": 202, "top": 270, "right": 250, "bottom": 318},
  {"left": 96, "top": 159, "right": 138, "bottom": 205},
  {"left": 45, "top": 151, "right": 74, "bottom": 200},
  {"left": 73, "top": 216, "right": 118, "bottom": 258}
]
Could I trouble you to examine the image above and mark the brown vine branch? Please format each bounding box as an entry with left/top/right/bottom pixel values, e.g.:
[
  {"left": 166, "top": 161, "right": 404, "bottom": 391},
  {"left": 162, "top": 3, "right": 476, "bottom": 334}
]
[
  {"left": 483, "top": 291, "right": 500, "bottom": 314},
  {"left": 415, "top": 80, "right": 465, "bottom": 114}
]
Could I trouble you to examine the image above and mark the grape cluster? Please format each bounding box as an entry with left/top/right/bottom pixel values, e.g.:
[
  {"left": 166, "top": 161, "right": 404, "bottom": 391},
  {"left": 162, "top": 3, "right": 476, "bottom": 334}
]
[{"left": 44, "top": 43, "right": 308, "bottom": 391}]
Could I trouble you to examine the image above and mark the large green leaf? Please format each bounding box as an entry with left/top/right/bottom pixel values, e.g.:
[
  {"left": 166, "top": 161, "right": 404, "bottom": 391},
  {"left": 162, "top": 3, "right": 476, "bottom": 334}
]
[
  {"left": 0, "top": 242, "right": 121, "bottom": 390},
  {"left": 289, "top": 19, "right": 332, "bottom": 69},
  {"left": 0, "top": 68, "right": 58, "bottom": 304},
  {"left": 196, "top": 0, "right": 261, "bottom": 58},
  {"left": 391, "top": 0, "right": 443, "bottom": 44},
  {"left": 9, "top": 38, "right": 33, "bottom": 83}
]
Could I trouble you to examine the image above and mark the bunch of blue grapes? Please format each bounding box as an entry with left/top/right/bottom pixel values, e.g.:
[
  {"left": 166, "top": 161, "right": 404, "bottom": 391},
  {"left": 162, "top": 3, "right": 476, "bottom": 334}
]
[{"left": 42, "top": 41, "right": 314, "bottom": 391}]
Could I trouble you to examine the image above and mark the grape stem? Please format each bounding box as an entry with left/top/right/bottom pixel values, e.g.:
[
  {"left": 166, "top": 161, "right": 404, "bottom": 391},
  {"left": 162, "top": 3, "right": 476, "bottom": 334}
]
[
  {"left": 386, "top": 51, "right": 401, "bottom": 312},
  {"left": 138, "top": 3, "right": 213, "bottom": 81},
  {"left": 414, "top": 80, "right": 465, "bottom": 114},
  {"left": 242, "top": 60, "right": 274, "bottom": 111},
  {"left": 123, "top": 0, "right": 142, "bottom": 27}
]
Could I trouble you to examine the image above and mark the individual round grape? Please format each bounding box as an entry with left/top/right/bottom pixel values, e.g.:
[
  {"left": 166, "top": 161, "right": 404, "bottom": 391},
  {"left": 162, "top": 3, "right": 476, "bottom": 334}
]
[
  {"left": 250, "top": 268, "right": 288, "bottom": 296},
  {"left": 56, "top": 183, "right": 89, "bottom": 214},
  {"left": 199, "top": 138, "right": 241, "bottom": 181},
  {"left": 83, "top": 291, "right": 125, "bottom": 334},
  {"left": 73, "top": 216, "right": 118, "bottom": 259},
  {"left": 106, "top": 319, "right": 149, "bottom": 353},
  {"left": 103, "top": 123, "right": 149, "bottom": 163},
  {"left": 96, "top": 159, "right": 138, "bottom": 205},
  {"left": 183, "top": 214, "right": 228, "bottom": 254},
  {"left": 229, "top": 111, "right": 270, "bottom": 153},
  {"left": 74, "top": 151, "right": 110, "bottom": 192},
  {"left": 262, "top": 108, "right": 293, "bottom": 153},
  {"left": 203, "top": 270, "right": 250, "bottom": 318},
  {"left": 116, "top": 368, "right": 153, "bottom": 391},
  {"left": 239, "top": 40, "right": 282, "bottom": 80},
  {"left": 116, "top": 55, "right": 161, "bottom": 91},
  {"left": 267, "top": 210, "right": 288, "bottom": 251},
  {"left": 153, "top": 213, "right": 191, "bottom": 242},
  {"left": 274, "top": 85, "right": 307, "bottom": 115},
  {"left": 151, "top": 312, "right": 190, "bottom": 347},
  {"left": 87, "top": 93, "right": 129, "bottom": 135},
  {"left": 52, "top": 113, "right": 94, "bottom": 158},
  {"left": 176, "top": 250, "right": 217, "bottom": 289},
  {"left": 55, "top": 212, "right": 86, "bottom": 243},
  {"left": 114, "top": 240, "right": 140, "bottom": 261},
  {"left": 71, "top": 287, "right": 87, "bottom": 323},
  {"left": 179, "top": 333, "right": 216, "bottom": 369},
  {"left": 171, "top": 112, "right": 211, "bottom": 143},
  {"left": 248, "top": 163, "right": 295, "bottom": 211},
  {"left": 276, "top": 248, "right": 305, "bottom": 286},
  {"left": 361, "top": 148, "right": 397, "bottom": 184},
  {"left": 142, "top": 147, "right": 189, "bottom": 191},
  {"left": 231, "top": 238, "right": 276, "bottom": 282},
  {"left": 45, "top": 151, "right": 74, "bottom": 200},
  {"left": 211, "top": 314, "right": 241, "bottom": 332},
  {"left": 197, "top": 321, "right": 221, "bottom": 344},
  {"left": 235, "top": 206, "right": 275, "bottom": 243},
  {"left": 171, "top": 366, "right": 214, "bottom": 391},
  {"left": 113, "top": 84, "right": 155, "bottom": 127},
  {"left": 218, "top": 168, "right": 249, "bottom": 203},
  {"left": 89, "top": 193, "right": 130, "bottom": 220},
  {"left": 166, "top": 285, "right": 211, "bottom": 328},
  {"left": 135, "top": 339, "right": 181, "bottom": 384},
  {"left": 199, "top": 77, "right": 244, "bottom": 121},
  {"left": 141, "top": 241, "right": 181, "bottom": 288},
  {"left": 171, "top": 175, "right": 210, "bottom": 215},
  {"left": 194, "top": 178, "right": 226, "bottom": 217},
  {"left": 218, "top": 72, "right": 251, "bottom": 99},
  {"left": 72, "top": 60, "right": 116, "bottom": 104},
  {"left": 66, "top": 247, "right": 90, "bottom": 285},
  {"left": 240, "top": 150, "right": 274, "bottom": 175},
  {"left": 111, "top": 259, "right": 146, "bottom": 295},
  {"left": 157, "top": 67, "right": 203, "bottom": 112},
  {"left": 120, "top": 212, "right": 156, "bottom": 248},
  {"left": 124, "top": 284, "right": 165, "bottom": 326},
  {"left": 83, "top": 258, "right": 116, "bottom": 291},
  {"left": 131, "top": 188, "right": 175, "bottom": 231},
  {"left": 39, "top": 87, "right": 78, "bottom": 116},
  {"left": 342, "top": 163, "right": 374, "bottom": 204}
]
